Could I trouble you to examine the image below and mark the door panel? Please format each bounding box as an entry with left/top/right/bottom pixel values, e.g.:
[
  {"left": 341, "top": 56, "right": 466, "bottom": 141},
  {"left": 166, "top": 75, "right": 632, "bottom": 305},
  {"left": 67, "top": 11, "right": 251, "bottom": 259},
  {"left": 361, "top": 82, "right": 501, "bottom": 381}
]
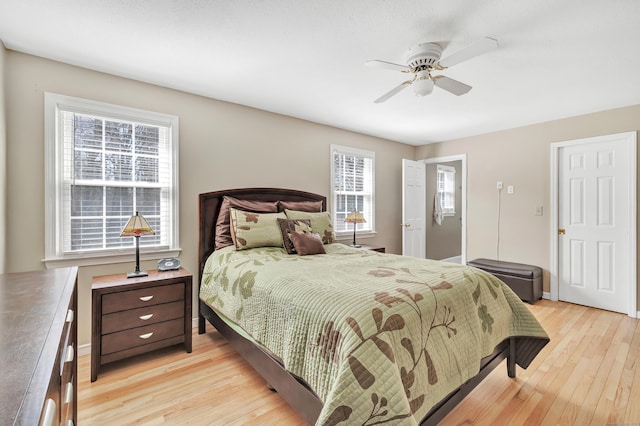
[
  {"left": 402, "top": 159, "right": 426, "bottom": 258},
  {"left": 558, "top": 135, "right": 631, "bottom": 313}
]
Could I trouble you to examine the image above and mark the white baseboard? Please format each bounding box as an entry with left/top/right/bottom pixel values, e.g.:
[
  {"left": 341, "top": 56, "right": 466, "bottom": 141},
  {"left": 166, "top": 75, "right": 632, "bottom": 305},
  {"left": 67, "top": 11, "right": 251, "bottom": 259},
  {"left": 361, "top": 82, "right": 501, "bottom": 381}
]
[
  {"left": 540, "top": 293, "right": 639, "bottom": 318},
  {"left": 78, "top": 343, "right": 91, "bottom": 357}
]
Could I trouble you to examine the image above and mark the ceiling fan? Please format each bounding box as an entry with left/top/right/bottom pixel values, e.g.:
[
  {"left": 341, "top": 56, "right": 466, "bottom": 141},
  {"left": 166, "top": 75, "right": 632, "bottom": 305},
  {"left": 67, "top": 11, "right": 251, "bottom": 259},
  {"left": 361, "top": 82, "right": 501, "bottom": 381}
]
[{"left": 366, "top": 37, "right": 498, "bottom": 103}]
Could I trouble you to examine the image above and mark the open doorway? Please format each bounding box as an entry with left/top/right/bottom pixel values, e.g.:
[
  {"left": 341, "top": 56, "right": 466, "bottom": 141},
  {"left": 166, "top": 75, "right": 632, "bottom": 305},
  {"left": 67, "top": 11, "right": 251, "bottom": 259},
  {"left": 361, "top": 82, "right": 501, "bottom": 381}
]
[{"left": 423, "top": 155, "right": 466, "bottom": 264}]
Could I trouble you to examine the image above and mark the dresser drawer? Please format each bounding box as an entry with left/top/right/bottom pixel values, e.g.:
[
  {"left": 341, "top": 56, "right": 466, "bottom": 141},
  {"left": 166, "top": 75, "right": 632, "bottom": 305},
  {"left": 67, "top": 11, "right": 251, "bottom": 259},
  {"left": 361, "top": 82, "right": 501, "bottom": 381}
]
[
  {"left": 101, "top": 318, "right": 184, "bottom": 355},
  {"left": 102, "top": 300, "right": 184, "bottom": 334},
  {"left": 102, "top": 282, "right": 185, "bottom": 314}
]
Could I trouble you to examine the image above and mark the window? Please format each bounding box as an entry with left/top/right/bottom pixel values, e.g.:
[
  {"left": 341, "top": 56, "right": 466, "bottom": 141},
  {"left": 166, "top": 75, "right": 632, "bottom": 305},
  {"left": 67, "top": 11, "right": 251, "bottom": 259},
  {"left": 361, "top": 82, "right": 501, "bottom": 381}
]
[
  {"left": 330, "top": 145, "right": 375, "bottom": 235},
  {"left": 44, "top": 93, "right": 179, "bottom": 266},
  {"left": 436, "top": 164, "right": 456, "bottom": 216}
]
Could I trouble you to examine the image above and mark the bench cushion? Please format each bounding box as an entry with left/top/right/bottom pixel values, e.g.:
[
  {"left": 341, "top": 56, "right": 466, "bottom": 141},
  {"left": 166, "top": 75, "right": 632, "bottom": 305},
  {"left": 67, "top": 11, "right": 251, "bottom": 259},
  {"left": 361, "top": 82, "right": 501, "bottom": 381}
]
[
  {"left": 467, "top": 258, "right": 542, "bottom": 279},
  {"left": 467, "top": 258, "right": 542, "bottom": 304}
]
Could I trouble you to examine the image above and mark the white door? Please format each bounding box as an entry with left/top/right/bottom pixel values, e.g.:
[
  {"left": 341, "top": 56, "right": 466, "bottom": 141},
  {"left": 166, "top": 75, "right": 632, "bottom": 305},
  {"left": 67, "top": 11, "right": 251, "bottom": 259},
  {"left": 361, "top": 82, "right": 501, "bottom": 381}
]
[
  {"left": 402, "top": 159, "right": 426, "bottom": 257},
  {"left": 557, "top": 133, "right": 636, "bottom": 314}
]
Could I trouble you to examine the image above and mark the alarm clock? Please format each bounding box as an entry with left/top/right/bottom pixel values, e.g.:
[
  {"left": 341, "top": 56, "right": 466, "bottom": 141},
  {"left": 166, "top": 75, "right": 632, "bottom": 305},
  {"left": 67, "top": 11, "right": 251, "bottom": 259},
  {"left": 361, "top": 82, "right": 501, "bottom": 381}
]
[{"left": 158, "top": 257, "right": 180, "bottom": 271}]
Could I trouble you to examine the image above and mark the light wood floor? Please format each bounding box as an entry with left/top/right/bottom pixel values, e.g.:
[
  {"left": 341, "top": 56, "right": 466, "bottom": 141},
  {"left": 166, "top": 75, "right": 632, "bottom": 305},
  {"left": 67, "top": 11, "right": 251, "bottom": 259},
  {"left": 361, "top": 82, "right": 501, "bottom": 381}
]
[{"left": 78, "top": 300, "right": 640, "bottom": 425}]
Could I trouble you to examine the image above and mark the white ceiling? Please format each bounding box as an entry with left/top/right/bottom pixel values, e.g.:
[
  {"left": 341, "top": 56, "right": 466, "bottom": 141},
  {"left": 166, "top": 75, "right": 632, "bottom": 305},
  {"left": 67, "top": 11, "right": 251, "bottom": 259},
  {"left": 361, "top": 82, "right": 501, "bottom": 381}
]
[{"left": 1, "top": 0, "right": 639, "bottom": 145}]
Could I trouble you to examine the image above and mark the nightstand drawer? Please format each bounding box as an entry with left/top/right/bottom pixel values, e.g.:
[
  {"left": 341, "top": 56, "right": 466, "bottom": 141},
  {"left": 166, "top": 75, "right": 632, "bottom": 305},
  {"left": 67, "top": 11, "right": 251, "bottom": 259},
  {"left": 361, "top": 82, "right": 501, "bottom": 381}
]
[
  {"left": 102, "top": 282, "right": 185, "bottom": 314},
  {"left": 102, "top": 301, "right": 184, "bottom": 334},
  {"left": 101, "top": 318, "right": 184, "bottom": 355}
]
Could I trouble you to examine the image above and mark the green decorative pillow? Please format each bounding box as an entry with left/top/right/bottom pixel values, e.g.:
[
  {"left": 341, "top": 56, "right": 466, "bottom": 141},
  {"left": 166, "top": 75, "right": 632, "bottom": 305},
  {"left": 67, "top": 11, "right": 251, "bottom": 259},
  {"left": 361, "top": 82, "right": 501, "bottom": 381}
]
[
  {"left": 215, "top": 196, "right": 278, "bottom": 249},
  {"left": 230, "top": 208, "right": 286, "bottom": 250},
  {"left": 284, "top": 209, "right": 336, "bottom": 244},
  {"left": 277, "top": 218, "right": 313, "bottom": 254}
]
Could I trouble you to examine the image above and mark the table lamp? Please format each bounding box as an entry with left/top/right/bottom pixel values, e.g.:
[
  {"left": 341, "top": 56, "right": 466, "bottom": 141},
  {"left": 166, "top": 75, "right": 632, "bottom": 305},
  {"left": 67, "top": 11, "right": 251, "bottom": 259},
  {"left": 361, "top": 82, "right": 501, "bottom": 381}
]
[
  {"left": 344, "top": 211, "right": 366, "bottom": 248},
  {"left": 121, "top": 211, "right": 155, "bottom": 278}
]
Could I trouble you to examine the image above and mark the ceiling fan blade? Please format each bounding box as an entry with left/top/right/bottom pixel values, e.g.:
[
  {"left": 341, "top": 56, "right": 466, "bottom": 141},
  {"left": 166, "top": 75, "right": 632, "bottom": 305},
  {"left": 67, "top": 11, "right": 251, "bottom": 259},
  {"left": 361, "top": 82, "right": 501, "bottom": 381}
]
[
  {"left": 366, "top": 60, "right": 410, "bottom": 73},
  {"left": 374, "top": 80, "right": 412, "bottom": 103},
  {"left": 438, "top": 37, "right": 498, "bottom": 68},
  {"left": 434, "top": 76, "right": 472, "bottom": 96}
]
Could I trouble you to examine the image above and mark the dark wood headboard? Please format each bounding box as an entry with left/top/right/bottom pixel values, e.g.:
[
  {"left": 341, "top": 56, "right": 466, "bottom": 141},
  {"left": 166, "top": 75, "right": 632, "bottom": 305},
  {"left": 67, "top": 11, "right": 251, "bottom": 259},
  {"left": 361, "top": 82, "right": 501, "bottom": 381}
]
[{"left": 198, "top": 188, "right": 327, "bottom": 282}]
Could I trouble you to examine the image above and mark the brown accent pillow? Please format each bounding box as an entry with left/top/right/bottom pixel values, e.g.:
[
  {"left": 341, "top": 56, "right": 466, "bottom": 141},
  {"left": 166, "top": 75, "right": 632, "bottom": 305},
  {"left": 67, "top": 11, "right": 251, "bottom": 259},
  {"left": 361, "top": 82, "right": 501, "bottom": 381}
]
[
  {"left": 278, "top": 200, "right": 323, "bottom": 213},
  {"left": 277, "top": 218, "right": 313, "bottom": 254},
  {"left": 215, "top": 196, "right": 278, "bottom": 249},
  {"left": 290, "top": 231, "right": 326, "bottom": 256}
]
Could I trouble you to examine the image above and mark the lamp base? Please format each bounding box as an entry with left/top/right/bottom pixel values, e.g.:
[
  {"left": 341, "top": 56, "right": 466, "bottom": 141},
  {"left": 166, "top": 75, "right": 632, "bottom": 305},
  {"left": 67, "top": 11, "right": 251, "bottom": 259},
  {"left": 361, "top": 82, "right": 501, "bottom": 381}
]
[
  {"left": 350, "top": 244, "right": 362, "bottom": 248},
  {"left": 126, "top": 270, "right": 148, "bottom": 279}
]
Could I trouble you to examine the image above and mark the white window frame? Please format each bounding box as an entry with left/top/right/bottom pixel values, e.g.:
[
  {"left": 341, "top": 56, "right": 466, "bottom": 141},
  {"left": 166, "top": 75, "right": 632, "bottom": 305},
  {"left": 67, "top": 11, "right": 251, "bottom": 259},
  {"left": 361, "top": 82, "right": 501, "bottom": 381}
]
[
  {"left": 44, "top": 93, "right": 180, "bottom": 267},
  {"left": 330, "top": 144, "right": 375, "bottom": 238},
  {"left": 436, "top": 164, "right": 456, "bottom": 216}
]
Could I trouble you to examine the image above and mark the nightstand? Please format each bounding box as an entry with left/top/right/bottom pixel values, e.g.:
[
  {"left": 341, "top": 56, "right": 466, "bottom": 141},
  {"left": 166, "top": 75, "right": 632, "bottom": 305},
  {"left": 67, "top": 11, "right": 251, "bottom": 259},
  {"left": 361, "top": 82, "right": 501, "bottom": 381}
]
[
  {"left": 91, "top": 268, "right": 192, "bottom": 382},
  {"left": 356, "top": 244, "right": 385, "bottom": 253}
]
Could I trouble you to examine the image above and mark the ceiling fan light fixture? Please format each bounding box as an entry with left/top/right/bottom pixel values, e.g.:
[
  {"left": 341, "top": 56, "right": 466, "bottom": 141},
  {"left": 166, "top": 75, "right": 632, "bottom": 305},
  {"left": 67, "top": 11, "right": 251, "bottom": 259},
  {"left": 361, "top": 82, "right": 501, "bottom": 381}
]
[
  {"left": 368, "top": 37, "right": 496, "bottom": 102},
  {"left": 413, "top": 70, "right": 434, "bottom": 96}
]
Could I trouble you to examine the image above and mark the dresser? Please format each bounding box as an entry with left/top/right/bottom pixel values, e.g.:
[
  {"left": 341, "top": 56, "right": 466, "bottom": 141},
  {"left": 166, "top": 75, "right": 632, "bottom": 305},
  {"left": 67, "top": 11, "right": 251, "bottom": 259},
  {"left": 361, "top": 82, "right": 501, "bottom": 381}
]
[
  {"left": 91, "top": 268, "right": 192, "bottom": 381},
  {"left": 1, "top": 267, "right": 78, "bottom": 426}
]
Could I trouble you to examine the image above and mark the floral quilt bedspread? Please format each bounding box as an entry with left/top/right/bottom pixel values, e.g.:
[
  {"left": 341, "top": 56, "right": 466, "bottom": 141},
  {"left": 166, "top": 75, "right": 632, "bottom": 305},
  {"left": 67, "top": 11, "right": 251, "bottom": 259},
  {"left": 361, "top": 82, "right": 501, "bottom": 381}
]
[{"left": 200, "top": 244, "right": 549, "bottom": 425}]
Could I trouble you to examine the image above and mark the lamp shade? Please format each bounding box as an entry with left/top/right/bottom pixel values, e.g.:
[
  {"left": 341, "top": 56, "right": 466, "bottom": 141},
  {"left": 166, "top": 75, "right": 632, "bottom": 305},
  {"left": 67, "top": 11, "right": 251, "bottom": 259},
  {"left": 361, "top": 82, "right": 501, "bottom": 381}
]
[
  {"left": 120, "top": 211, "right": 155, "bottom": 237},
  {"left": 344, "top": 211, "right": 366, "bottom": 224}
]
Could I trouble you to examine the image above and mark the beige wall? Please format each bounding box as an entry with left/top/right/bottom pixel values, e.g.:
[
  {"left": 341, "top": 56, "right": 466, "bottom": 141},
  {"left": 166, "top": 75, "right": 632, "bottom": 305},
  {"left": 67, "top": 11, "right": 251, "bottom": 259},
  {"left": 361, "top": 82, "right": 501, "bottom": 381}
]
[
  {"left": 5, "top": 50, "right": 415, "bottom": 346},
  {"left": 0, "top": 41, "right": 6, "bottom": 273},
  {"left": 416, "top": 105, "right": 640, "bottom": 308}
]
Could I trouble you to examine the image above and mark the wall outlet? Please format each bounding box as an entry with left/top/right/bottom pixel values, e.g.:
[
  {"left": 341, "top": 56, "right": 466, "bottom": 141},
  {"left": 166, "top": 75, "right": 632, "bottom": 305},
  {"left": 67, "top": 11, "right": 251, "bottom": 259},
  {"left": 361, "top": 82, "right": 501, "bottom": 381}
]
[
  {"left": 497, "top": 181, "right": 503, "bottom": 189},
  {"left": 507, "top": 185, "right": 514, "bottom": 194}
]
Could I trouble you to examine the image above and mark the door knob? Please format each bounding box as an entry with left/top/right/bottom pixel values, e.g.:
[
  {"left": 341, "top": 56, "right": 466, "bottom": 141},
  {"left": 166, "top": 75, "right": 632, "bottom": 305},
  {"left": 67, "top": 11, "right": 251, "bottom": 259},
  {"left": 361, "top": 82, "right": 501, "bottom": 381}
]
[
  {"left": 400, "top": 223, "right": 410, "bottom": 227},
  {"left": 558, "top": 228, "right": 566, "bottom": 235}
]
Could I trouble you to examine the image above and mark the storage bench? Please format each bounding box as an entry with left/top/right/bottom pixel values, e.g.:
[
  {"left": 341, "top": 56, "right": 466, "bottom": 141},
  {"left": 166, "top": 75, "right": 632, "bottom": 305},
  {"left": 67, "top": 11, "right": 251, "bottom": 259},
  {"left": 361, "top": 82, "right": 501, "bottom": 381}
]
[{"left": 467, "top": 258, "right": 542, "bottom": 304}]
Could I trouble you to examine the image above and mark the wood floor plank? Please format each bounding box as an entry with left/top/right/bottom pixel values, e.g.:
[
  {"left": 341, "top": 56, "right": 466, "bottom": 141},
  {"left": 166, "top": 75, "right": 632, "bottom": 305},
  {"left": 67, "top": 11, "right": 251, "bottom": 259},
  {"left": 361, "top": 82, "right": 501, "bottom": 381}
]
[
  {"left": 537, "top": 309, "right": 619, "bottom": 425},
  {"left": 624, "top": 319, "right": 640, "bottom": 424},
  {"left": 78, "top": 300, "right": 640, "bottom": 425}
]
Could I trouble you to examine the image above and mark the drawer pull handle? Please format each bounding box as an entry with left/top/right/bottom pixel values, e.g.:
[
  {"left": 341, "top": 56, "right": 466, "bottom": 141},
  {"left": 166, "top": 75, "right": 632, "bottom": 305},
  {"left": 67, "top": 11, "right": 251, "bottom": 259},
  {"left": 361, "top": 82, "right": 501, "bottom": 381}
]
[
  {"left": 65, "top": 345, "right": 75, "bottom": 363},
  {"left": 64, "top": 382, "right": 74, "bottom": 404},
  {"left": 139, "top": 314, "right": 154, "bottom": 321},
  {"left": 139, "top": 332, "right": 154, "bottom": 339},
  {"left": 139, "top": 295, "right": 154, "bottom": 302},
  {"left": 66, "top": 309, "right": 74, "bottom": 323},
  {"left": 41, "top": 398, "right": 57, "bottom": 426}
]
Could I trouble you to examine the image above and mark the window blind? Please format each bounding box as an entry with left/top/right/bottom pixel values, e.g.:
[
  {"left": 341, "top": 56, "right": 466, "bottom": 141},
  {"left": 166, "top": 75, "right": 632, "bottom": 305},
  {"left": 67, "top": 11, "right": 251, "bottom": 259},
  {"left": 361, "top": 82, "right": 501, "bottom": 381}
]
[
  {"left": 62, "top": 111, "right": 170, "bottom": 252},
  {"left": 331, "top": 145, "right": 375, "bottom": 233}
]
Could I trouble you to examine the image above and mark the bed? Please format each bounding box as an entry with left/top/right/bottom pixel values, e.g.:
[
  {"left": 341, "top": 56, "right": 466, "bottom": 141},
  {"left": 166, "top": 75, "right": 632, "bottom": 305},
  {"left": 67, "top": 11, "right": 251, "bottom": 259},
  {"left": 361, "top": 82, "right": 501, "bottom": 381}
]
[{"left": 198, "top": 187, "right": 549, "bottom": 425}]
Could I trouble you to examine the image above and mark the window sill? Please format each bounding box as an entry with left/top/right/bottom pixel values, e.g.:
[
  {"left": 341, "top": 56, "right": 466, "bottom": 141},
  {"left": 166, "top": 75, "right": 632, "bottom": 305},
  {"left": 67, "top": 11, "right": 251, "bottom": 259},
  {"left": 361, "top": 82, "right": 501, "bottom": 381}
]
[
  {"left": 43, "top": 248, "right": 182, "bottom": 269},
  {"left": 335, "top": 231, "right": 377, "bottom": 243}
]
